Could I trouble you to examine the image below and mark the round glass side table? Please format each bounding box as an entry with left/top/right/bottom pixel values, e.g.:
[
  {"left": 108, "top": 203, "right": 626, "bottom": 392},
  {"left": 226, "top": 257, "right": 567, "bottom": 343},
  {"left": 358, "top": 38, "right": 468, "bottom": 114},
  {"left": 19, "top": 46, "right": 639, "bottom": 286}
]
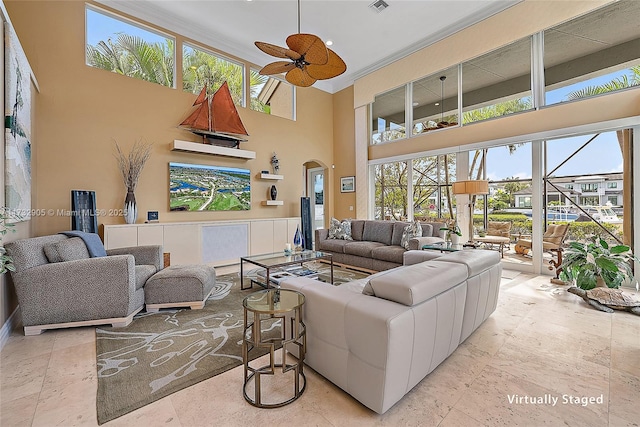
[{"left": 242, "top": 288, "right": 306, "bottom": 408}]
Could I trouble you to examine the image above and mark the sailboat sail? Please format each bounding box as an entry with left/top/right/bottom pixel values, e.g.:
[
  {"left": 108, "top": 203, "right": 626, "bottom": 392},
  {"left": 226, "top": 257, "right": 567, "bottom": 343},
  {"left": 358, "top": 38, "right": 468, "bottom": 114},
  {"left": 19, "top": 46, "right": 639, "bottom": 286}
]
[
  {"left": 180, "top": 86, "right": 210, "bottom": 132},
  {"left": 211, "top": 82, "right": 249, "bottom": 137},
  {"left": 179, "top": 81, "right": 249, "bottom": 145}
]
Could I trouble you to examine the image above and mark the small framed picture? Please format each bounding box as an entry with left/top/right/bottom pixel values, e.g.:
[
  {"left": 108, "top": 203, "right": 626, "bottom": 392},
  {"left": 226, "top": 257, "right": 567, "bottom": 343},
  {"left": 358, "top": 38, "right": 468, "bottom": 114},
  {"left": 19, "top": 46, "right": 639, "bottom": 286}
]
[
  {"left": 341, "top": 176, "right": 355, "bottom": 193},
  {"left": 147, "top": 211, "right": 159, "bottom": 222}
]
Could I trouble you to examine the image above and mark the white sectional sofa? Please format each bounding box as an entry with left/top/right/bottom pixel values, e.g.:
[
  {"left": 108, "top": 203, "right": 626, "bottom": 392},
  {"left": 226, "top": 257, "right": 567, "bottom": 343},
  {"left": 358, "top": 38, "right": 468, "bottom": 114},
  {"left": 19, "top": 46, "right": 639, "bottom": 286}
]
[{"left": 281, "top": 249, "right": 501, "bottom": 414}]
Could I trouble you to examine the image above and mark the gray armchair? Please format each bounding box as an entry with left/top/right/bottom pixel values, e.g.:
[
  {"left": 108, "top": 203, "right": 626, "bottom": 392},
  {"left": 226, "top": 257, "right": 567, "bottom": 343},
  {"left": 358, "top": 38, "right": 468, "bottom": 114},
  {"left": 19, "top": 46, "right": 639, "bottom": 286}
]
[{"left": 5, "top": 234, "right": 162, "bottom": 335}]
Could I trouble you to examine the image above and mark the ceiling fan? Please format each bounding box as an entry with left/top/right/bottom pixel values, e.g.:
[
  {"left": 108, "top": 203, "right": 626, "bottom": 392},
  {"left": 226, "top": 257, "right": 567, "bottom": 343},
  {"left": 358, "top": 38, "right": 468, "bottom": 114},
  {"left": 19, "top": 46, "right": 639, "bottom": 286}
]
[{"left": 254, "top": 0, "right": 347, "bottom": 87}]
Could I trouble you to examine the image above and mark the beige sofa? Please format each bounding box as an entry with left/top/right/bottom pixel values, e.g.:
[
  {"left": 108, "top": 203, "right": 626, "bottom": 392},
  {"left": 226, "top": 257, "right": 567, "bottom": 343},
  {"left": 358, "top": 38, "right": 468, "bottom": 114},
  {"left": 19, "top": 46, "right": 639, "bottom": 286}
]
[
  {"left": 282, "top": 249, "right": 501, "bottom": 414},
  {"left": 315, "top": 219, "right": 446, "bottom": 271}
]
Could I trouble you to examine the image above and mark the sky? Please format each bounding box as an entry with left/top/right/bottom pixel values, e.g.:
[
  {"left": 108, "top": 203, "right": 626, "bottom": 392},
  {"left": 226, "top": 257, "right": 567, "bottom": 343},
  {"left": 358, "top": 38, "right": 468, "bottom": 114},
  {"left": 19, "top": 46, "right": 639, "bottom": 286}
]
[
  {"left": 483, "top": 131, "right": 623, "bottom": 182},
  {"left": 86, "top": 8, "right": 168, "bottom": 47}
]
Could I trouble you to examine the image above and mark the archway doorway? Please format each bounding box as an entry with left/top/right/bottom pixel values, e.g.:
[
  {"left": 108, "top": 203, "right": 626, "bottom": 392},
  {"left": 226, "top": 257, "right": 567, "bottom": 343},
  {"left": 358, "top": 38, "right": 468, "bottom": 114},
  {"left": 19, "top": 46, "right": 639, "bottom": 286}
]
[{"left": 307, "top": 167, "right": 324, "bottom": 230}]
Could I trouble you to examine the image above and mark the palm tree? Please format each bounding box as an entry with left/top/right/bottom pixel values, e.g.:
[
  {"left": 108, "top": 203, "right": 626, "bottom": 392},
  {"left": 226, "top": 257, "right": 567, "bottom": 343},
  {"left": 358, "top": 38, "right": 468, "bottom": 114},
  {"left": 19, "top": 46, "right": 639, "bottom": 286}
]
[
  {"left": 86, "top": 34, "right": 174, "bottom": 87},
  {"left": 248, "top": 71, "right": 270, "bottom": 113},
  {"left": 462, "top": 97, "right": 532, "bottom": 125},
  {"left": 565, "top": 65, "right": 640, "bottom": 153},
  {"left": 182, "top": 47, "right": 244, "bottom": 104},
  {"left": 565, "top": 66, "right": 640, "bottom": 100}
]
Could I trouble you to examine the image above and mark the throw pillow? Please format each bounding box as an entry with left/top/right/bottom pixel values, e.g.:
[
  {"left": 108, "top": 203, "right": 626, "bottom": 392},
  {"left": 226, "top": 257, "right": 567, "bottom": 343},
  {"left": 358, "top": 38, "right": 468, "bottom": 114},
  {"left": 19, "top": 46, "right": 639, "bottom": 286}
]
[
  {"left": 43, "top": 243, "right": 63, "bottom": 263},
  {"left": 400, "top": 220, "right": 423, "bottom": 249},
  {"left": 328, "top": 218, "right": 353, "bottom": 240},
  {"left": 44, "top": 238, "right": 90, "bottom": 263}
]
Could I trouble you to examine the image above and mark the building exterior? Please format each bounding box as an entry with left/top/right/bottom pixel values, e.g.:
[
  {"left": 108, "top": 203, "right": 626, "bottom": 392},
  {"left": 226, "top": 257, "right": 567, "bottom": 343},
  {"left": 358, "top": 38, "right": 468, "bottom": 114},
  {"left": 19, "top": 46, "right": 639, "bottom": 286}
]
[{"left": 514, "top": 173, "right": 623, "bottom": 208}]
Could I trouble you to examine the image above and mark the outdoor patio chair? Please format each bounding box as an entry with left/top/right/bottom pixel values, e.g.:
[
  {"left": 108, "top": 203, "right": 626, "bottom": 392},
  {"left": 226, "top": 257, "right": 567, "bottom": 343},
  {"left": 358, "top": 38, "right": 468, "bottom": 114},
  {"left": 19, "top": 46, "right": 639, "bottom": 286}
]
[
  {"left": 474, "top": 221, "right": 512, "bottom": 257},
  {"left": 514, "top": 223, "right": 570, "bottom": 279}
]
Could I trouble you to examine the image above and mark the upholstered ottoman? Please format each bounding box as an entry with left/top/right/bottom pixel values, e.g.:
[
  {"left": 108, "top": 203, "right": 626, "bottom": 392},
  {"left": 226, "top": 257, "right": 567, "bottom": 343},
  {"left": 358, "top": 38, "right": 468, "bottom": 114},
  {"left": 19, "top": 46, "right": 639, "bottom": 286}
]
[{"left": 145, "top": 265, "right": 216, "bottom": 312}]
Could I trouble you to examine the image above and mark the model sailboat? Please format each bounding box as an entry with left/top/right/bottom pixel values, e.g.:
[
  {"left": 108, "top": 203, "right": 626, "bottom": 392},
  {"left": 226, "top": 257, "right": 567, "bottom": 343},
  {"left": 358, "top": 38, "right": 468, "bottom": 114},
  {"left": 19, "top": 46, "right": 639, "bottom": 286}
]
[{"left": 179, "top": 81, "right": 249, "bottom": 148}]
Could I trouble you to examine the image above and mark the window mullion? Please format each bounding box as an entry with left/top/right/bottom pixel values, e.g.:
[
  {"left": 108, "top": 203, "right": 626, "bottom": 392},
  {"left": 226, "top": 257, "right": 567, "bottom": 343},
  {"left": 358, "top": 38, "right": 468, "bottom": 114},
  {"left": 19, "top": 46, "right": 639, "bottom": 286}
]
[
  {"left": 531, "top": 32, "right": 545, "bottom": 109},
  {"left": 406, "top": 83, "right": 413, "bottom": 139},
  {"left": 457, "top": 64, "right": 463, "bottom": 127},
  {"left": 407, "top": 159, "right": 414, "bottom": 221}
]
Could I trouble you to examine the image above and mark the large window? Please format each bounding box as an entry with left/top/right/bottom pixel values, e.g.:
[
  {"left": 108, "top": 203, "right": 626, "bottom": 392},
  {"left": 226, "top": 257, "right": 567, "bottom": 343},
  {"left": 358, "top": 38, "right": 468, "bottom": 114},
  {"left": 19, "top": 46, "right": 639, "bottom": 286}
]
[
  {"left": 412, "top": 67, "right": 459, "bottom": 135},
  {"left": 469, "top": 143, "right": 532, "bottom": 265},
  {"left": 86, "top": 6, "right": 175, "bottom": 87},
  {"left": 462, "top": 37, "right": 533, "bottom": 124},
  {"left": 374, "top": 161, "right": 408, "bottom": 220},
  {"left": 545, "top": 131, "right": 627, "bottom": 245},
  {"left": 544, "top": 1, "right": 640, "bottom": 106},
  {"left": 372, "top": 156, "right": 455, "bottom": 221},
  {"left": 371, "top": 86, "right": 406, "bottom": 144},
  {"left": 413, "top": 155, "right": 456, "bottom": 220},
  {"left": 183, "top": 43, "right": 244, "bottom": 106},
  {"left": 249, "top": 69, "right": 295, "bottom": 120}
]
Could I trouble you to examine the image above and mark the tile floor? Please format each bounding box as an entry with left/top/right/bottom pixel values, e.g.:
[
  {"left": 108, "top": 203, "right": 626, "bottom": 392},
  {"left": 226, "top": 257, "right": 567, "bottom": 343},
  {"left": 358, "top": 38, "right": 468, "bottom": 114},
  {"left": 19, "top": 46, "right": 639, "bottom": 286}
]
[{"left": 1, "top": 270, "right": 639, "bottom": 426}]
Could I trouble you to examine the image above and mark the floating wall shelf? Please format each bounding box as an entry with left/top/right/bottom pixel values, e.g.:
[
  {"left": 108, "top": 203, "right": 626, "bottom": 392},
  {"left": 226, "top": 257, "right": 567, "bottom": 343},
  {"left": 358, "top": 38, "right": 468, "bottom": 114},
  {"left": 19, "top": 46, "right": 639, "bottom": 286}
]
[
  {"left": 261, "top": 200, "right": 284, "bottom": 206},
  {"left": 171, "top": 140, "right": 256, "bottom": 159},
  {"left": 259, "top": 173, "right": 284, "bottom": 180}
]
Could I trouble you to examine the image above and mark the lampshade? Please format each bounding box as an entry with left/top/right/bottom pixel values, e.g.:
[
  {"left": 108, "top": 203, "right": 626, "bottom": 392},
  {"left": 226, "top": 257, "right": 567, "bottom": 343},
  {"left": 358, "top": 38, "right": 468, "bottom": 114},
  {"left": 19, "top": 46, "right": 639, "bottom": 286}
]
[{"left": 452, "top": 180, "right": 489, "bottom": 195}]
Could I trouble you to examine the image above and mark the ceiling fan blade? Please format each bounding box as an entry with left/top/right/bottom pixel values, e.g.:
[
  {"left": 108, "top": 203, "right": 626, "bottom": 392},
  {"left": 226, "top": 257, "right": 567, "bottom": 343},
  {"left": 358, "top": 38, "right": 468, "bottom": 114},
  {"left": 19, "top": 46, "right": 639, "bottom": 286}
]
[
  {"left": 285, "top": 67, "right": 317, "bottom": 87},
  {"left": 259, "top": 61, "right": 296, "bottom": 75},
  {"left": 306, "top": 48, "right": 347, "bottom": 80},
  {"left": 255, "top": 41, "right": 301, "bottom": 60},
  {"left": 286, "top": 33, "right": 328, "bottom": 65}
]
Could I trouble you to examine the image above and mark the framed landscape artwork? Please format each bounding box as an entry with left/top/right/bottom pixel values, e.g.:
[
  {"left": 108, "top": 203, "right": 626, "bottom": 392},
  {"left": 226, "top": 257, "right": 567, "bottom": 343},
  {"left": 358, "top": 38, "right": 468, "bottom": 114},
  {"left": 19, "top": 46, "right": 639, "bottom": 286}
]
[
  {"left": 4, "top": 24, "right": 32, "bottom": 222},
  {"left": 341, "top": 176, "right": 355, "bottom": 193},
  {"left": 169, "top": 162, "right": 251, "bottom": 211}
]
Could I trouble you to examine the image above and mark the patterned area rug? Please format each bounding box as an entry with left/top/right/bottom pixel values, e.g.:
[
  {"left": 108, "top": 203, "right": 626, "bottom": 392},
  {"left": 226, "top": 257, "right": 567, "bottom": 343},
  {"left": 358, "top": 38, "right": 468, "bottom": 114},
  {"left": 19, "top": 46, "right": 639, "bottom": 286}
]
[{"left": 95, "top": 263, "right": 368, "bottom": 424}]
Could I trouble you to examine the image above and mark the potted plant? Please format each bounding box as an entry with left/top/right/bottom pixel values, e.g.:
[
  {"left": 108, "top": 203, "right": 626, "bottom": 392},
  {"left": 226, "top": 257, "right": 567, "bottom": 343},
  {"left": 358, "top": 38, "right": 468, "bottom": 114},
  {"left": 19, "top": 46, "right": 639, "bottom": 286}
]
[
  {"left": 0, "top": 208, "right": 17, "bottom": 274},
  {"left": 440, "top": 222, "right": 462, "bottom": 245},
  {"left": 560, "top": 236, "right": 639, "bottom": 290}
]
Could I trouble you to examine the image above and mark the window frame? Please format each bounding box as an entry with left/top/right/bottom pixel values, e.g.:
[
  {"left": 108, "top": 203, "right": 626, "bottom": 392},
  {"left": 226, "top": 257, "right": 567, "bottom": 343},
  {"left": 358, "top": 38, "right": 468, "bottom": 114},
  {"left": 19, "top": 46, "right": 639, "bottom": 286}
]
[
  {"left": 85, "top": 4, "right": 176, "bottom": 88},
  {"left": 182, "top": 41, "right": 246, "bottom": 107},
  {"left": 249, "top": 68, "right": 296, "bottom": 121}
]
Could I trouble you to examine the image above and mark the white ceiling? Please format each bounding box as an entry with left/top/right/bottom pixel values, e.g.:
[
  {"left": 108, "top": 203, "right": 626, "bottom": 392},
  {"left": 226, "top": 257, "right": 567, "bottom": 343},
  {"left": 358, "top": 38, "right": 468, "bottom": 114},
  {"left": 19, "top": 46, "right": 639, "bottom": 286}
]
[{"left": 97, "top": 0, "right": 521, "bottom": 93}]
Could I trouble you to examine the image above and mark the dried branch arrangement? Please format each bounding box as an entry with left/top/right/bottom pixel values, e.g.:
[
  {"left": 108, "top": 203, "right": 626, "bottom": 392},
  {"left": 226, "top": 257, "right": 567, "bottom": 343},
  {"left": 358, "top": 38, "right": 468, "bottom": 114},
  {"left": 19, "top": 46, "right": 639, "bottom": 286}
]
[{"left": 114, "top": 139, "right": 153, "bottom": 192}]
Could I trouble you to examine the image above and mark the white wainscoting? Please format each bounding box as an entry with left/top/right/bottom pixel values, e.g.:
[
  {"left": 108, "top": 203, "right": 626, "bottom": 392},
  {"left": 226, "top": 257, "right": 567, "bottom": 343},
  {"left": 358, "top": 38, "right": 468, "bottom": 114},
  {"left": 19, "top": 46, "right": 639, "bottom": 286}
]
[{"left": 102, "top": 217, "right": 301, "bottom": 266}]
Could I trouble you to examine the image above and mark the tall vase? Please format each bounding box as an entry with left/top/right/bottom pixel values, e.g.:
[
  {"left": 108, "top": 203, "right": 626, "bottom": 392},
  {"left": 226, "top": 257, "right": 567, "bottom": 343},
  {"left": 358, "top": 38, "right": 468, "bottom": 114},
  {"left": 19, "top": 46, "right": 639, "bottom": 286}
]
[
  {"left": 124, "top": 190, "right": 137, "bottom": 224},
  {"left": 270, "top": 185, "right": 278, "bottom": 201},
  {"left": 293, "top": 225, "right": 302, "bottom": 251}
]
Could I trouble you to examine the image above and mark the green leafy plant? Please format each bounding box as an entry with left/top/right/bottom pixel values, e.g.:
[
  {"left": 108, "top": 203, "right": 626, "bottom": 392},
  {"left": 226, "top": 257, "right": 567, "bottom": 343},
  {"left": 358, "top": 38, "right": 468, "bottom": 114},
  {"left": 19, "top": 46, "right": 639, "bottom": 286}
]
[
  {"left": 560, "top": 236, "right": 638, "bottom": 290},
  {"left": 0, "top": 208, "right": 17, "bottom": 274},
  {"left": 440, "top": 222, "right": 462, "bottom": 236}
]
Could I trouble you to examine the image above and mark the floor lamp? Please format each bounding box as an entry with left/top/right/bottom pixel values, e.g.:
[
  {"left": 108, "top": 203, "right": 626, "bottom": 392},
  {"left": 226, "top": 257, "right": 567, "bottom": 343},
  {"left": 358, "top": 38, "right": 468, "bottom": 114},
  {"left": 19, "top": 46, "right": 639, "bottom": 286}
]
[{"left": 452, "top": 180, "right": 490, "bottom": 245}]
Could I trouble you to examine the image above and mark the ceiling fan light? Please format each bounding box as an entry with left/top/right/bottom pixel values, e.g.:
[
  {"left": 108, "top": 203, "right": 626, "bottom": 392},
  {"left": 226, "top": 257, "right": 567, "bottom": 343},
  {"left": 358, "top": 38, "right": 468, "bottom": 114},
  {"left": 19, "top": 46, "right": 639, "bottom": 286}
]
[
  {"left": 253, "top": 0, "right": 346, "bottom": 87},
  {"left": 286, "top": 33, "right": 329, "bottom": 65}
]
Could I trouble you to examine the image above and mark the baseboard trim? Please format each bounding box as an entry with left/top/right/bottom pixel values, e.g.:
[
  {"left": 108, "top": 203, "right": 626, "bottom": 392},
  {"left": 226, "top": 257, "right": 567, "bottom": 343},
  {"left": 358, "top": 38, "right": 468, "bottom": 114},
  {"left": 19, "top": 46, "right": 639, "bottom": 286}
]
[{"left": 0, "top": 307, "right": 19, "bottom": 351}]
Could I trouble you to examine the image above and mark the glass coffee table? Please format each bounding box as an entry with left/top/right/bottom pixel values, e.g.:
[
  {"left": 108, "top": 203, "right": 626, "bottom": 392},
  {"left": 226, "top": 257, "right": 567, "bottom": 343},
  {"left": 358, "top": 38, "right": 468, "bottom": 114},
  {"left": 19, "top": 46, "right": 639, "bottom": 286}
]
[
  {"left": 422, "top": 242, "right": 465, "bottom": 252},
  {"left": 240, "top": 250, "right": 333, "bottom": 290}
]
